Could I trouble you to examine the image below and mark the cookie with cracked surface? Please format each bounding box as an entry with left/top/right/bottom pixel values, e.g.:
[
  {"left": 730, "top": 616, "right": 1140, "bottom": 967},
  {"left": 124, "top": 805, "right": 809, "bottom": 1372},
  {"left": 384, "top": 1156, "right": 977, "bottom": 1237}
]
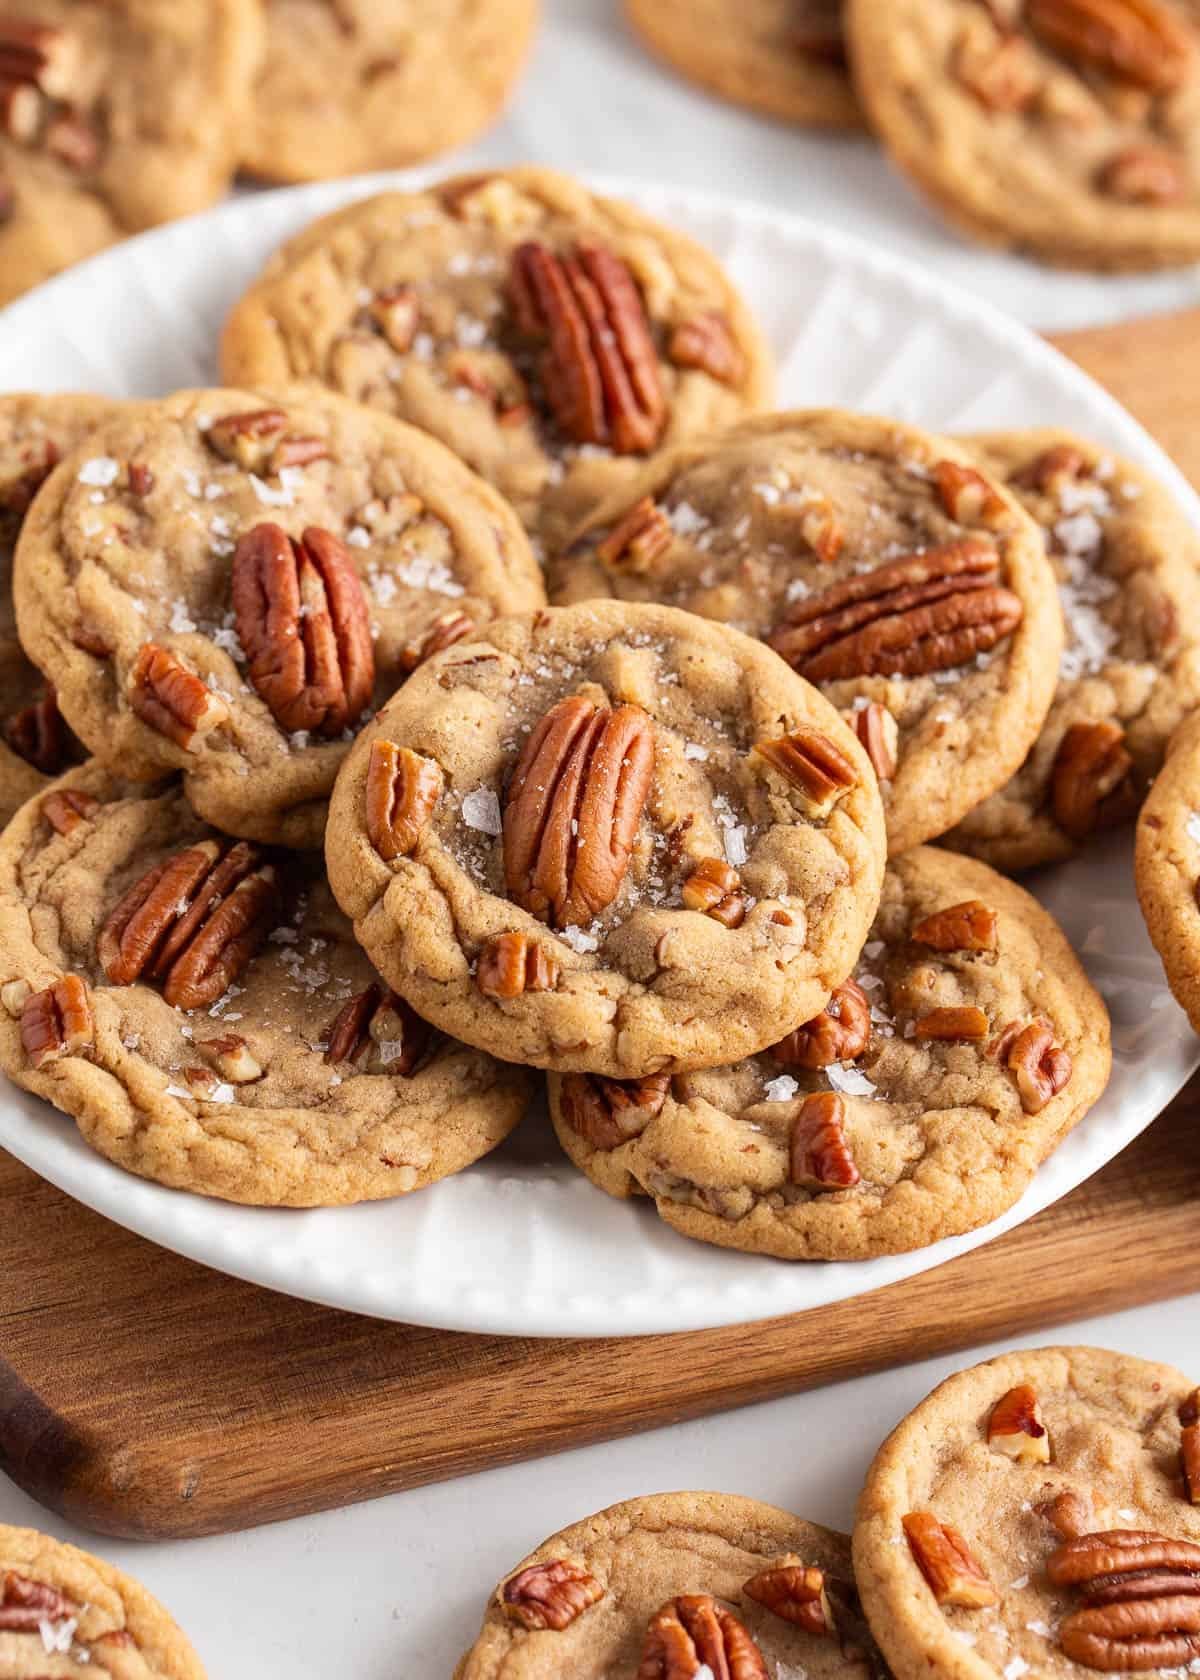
[
  {"left": 219, "top": 166, "right": 773, "bottom": 553},
  {"left": 0, "top": 1520, "right": 205, "bottom": 1676},
  {"left": 553, "top": 411, "right": 1063, "bottom": 855},
  {"left": 457, "top": 1490, "right": 882, "bottom": 1680},
  {"left": 624, "top": 0, "right": 863, "bottom": 129},
  {"left": 0, "top": 0, "right": 264, "bottom": 305},
  {"left": 12, "top": 386, "right": 542, "bottom": 849},
  {"left": 946, "top": 430, "right": 1200, "bottom": 871},
  {"left": 845, "top": 0, "right": 1200, "bottom": 272},
  {"left": 325, "top": 599, "right": 886, "bottom": 1078},
  {"left": 853, "top": 1347, "right": 1200, "bottom": 1680},
  {"left": 549, "top": 846, "right": 1110, "bottom": 1259},
  {"left": 1135, "top": 708, "right": 1200, "bottom": 1033},
  {"left": 240, "top": 0, "right": 538, "bottom": 184},
  {"left": 0, "top": 763, "right": 531, "bottom": 1205}
]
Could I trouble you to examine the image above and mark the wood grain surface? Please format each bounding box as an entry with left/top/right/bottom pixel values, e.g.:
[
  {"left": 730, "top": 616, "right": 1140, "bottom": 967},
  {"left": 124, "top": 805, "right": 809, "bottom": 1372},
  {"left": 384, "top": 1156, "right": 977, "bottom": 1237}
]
[{"left": 0, "top": 310, "right": 1197, "bottom": 1541}]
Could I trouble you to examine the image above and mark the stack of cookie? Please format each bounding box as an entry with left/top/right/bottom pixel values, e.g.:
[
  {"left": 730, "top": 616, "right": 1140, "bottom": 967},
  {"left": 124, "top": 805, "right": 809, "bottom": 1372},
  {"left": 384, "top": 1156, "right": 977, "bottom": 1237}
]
[{"left": 0, "top": 163, "right": 1193, "bottom": 1264}]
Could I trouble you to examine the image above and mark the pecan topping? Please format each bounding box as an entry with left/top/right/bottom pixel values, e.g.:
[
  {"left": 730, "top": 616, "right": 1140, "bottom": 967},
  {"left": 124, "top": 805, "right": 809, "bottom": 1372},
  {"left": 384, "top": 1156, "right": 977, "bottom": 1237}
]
[
  {"left": 1049, "top": 1531, "right": 1200, "bottom": 1670},
  {"left": 196, "top": 1033, "right": 262, "bottom": 1084},
  {"left": 935, "top": 461, "right": 1011, "bottom": 529},
  {"left": 681, "top": 857, "right": 747, "bottom": 928},
  {"left": 667, "top": 312, "right": 745, "bottom": 386},
  {"left": 0, "top": 1570, "right": 75, "bottom": 1631},
  {"left": 368, "top": 285, "right": 419, "bottom": 353},
  {"left": 98, "top": 839, "right": 279, "bottom": 1010},
  {"left": 773, "top": 979, "right": 870, "bottom": 1069},
  {"left": 846, "top": 702, "right": 898, "bottom": 781},
  {"left": 914, "top": 1005, "right": 989, "bottom": 1041},
  {"left": 753, "top": 726, "right": 858, "bottom": 817},
  {"left": 129, "top": 643, "right": 229, "bottom": 752},
  {"left": 1052, "top": 721, "right": 1136, "bottom": 840},
  {"left": 1100, "top": 146, "right": 1188, "bottom": 204},
  {"left": 994, "top": 1016, "right": 1072, "bottom": 1113},
  {"left": 503, "top": 695, "right": 655, "bottom": 928},
  {"left": 957, "top": 33, "right": 1043, "bottom": 111},
  {"left": 638, "top": 1594, "right": 769, "bottom": 1680},
  {"left": 769, "top": 539, "right": 1023, "bottom": 682},
  {"left": 0, "top": 18, "right": 79, "bottom": 97},
  {"left": 128, "top": 462, "right": 154, "bottom": 497},
  {"left": 324, "top": 983, "right": 432, "bottom": 1075},
  {"left": 19, "top": 974, "right": 93, "bottom": 1068},
  {"left": 1040, "top": 1491, "right": 1097, "bottom": 1541},
  {"left": 1027, "top": 0, "right": 1193, "bottom": 94},
  {"left": 233, "top": 523, "right": 374, "bottom": 737},
  {"left": 903, "top": 1513, "right": 999, "bottom": 1609},
  {"left": 476, "top": 932, "right": 560, "bottom": 999},
  {"left": 595, "top": 496, "right": 674, "bottom": 573},
  {"left": 399, "top": 611, "right": 476, "bottom": 674},
  {"left": 501, "top": 1559, "right": 604, "bottom": 1630},
  {"left": 365, "top": 741, "right": 444, "bottom": 862},
  {"left": 206, "top": 408, "right": 289, "bottom": 473},
  {"left": 509, "top": 242, "right": 667, "bottom": 454},
  {"left": 1014, "top": 445, "right": 1089, "bottom": 494},
  {"left": 910, "top": 899, "right": 998, "bottom": 953},
  {"left": 560, "top": 1071, "right": 670, "bottom": 1149},
  {"left": 988, "top": 1384, "right": 1051, "bottom": 1462},
  {"left": 3, "top": 685, "right": 75, "bottom": 773},
  {"left": 790, "top": 1092, "right": 860, "bottom": 1191},
  {"left": 41, "top": 787, "right": 99, "bottom": 835},
  {"left": 743, "top": 1562, "right": 834, "bottom": 1634}
]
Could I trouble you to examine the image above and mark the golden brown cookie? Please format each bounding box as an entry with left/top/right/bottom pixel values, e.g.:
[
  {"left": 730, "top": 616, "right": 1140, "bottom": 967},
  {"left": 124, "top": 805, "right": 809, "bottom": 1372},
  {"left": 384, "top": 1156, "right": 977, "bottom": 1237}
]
[{"left": 1136, "top": 708, "right": 1200, "bottom": 1033}]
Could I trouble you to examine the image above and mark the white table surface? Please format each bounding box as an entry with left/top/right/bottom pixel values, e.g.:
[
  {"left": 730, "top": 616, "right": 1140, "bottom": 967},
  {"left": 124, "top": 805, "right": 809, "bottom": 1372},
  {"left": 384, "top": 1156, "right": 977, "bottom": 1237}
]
[{"left": 3, "top": 2, "right": 1199, "bottom": 1672}]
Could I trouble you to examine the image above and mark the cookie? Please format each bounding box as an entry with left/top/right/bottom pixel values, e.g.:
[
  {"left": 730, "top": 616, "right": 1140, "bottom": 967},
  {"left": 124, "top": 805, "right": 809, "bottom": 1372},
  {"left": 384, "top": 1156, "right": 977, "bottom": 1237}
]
[
  {"left": 947, "top": 431, "right": 1200, "bottom": 871},
  {"left": 845, "top": 0, "right": 1200, "bottom": 272},
  {"left": 457, "top": 1490, "right": 882, "bottom": 1680},
  {"left": 1135, "top": 708, "right": 1200, "bottom": 1032},
  {"left": 625, "top": 0, "right": 862, "bottom": 129},
  {"left": 0, "top": 392, "right": 125, "bottom": 825},
  {"left": 553, "top": 412, "right": 1063, "bottom": 855},
  {"left": 219, "top": 167, "right": 773, "bottom": 552},
  {"left": 549, "top": 845, "right": 1110, "bottom": 1260},
  {"left": 0, "top": 764, "right": 530, "bottom": 1206},
  {"left": 12, "top": 386, "right": 543, "bottom": 849},
  {"left": 0, "top": 1520, "right": 205, "bottom": 1676},
  {"left": 325, "top": 599, "right": 886, "bottom": 1078},
  {"left": 853, "top": 1346, "right": 1200, "bottom": 1680},
  {"left": 239, "top": 0, "right": 538, "bottom": 184},
  {"left": 0, "top": 0, "right": 263, "bottom": 305}
]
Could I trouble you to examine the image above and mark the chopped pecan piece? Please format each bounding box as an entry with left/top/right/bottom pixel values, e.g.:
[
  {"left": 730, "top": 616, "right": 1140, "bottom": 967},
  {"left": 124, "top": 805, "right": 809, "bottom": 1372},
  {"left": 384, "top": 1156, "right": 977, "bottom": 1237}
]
[
  {"left": 0, "top": 980, "right": 29, "bottom": 1017},
  {"left": 196, "top": 1033, "right": 263, "bottom": 1084},
  {"left": 1049, "top": 1531, "right": 1200, "bottom": 1670},
  {"left": 0, "top": 76, "right": 40, "bottom": 142},
  {"left": 41, "top": 787, "right": 99, "bottom": 835},
  {"left": 1027, "top": 0, "right": 1193, "bottom": 95},
  {"left": 790, "top": 1092, "right": 860, "bottom": 1191},
  {"left": 903, "top": 1513, "right": 999, "bottom": 1609},
  {"left": 44, "top": 109, "right": 100, "bottom": 171},
  {"left": 595, "top": 496, "right": 673, "bottom": 573},
  {"left": 233, "top": 523, "right": 374, "bottom": 736},
  {"left": 128, "top": 462, "right": 154, "bottom": 497},
  {"left": 1053, "top": 721, "right": 1136, "bottom": 840},
  {"left": 368, "top": 285, "right": 419, "bottom": 353},
  {"left": 914, "top": 1005, "right": 989, "bottom": 1041},
  {"left": 956, "top": 33, "right": 1043, "bottom": 111},
  {"left": 754, "top": 726, "right": 858, "bottom": 817},
  {"left": 988, "top": 1384, "right": 1051, "bottom": 1462},
  {"left": 324, "top": 983, "right": 432, "bottom": 1075},
  {"left": 3, "top": 685, "right": 74, "bottom": 773},
  {"left": 994, "top": 1016, "right": 1072, "bottom": 1113},
  {"left": 0, "top": 1570, "right": 76, "bottom": 1631},
  {"left": 70, "top": 619, "right": 113, "bottom": 658},
  {"left": 129, "top": 643, "right": 229, "bottom": 752},
  {"left": 365, "top": 741, "right": 444, "bottom": 861},
  {"left": 503, "top": 695, "right": 655, "bottom": 928},
  {"left": 1014, "top": 445, "right": 1089, "bottom": 494},
  {"left": 681, "top": 857, "right": 747, "bottom": 928},
  {"left": 560, "top": 1071, "right": 670, "bottom": 1149},
  {"left": 1040, "top": 1490, "right": 1096, "bottom": 1541},
  {"left": 206, "top": 408, "right": 289, "bottom": 472},
  {"left": 501, "top": 1558, "right": 604, "bottom": 1631},
  {"left": 638, "top": 1593, "right": 769, "bottom": 1680},
  {"left": 19, "top": 974, "right": 93, "bottom": 1068},
  {"left": 846, "top": 702, "right": 898, "bottom": 781},
  {"left": 743, "top": 1561, "right": 835, "bottom": 1634},
  {"left": 509, "top": 242, "right": 667, "bottom": 454},
  {"left": 1183, "top": 1423, "right": 1200, "bottom": 1505},
  {"left": 667, "top": 312, "right": 745, "bottom": 386},
  {"left": 0, "top": 18, "right": 79, "bottom": 97},
  {"left": 935, "top": 461, "right": 1011, "bottom": 529},
  {"left": 271, "top": 435, "right": 330, "bottom": 470},
  {"left": 910, "top": 899, "right": 998, "bottom": 953},
  {"left": 477, "top": 932, "right": 560, "bottom": 999},
  {"left": 773, "top": 979, "right": 870, "bottom": 1069},
  {"left": 400, "top": 611, "right": 476, "bottom": 674},
  {"left": 769, "top": 539, "right": 1022, "bottom": 681},
  {"left": 1100, "top": 146, "right": 1188, "bottom": 204}
]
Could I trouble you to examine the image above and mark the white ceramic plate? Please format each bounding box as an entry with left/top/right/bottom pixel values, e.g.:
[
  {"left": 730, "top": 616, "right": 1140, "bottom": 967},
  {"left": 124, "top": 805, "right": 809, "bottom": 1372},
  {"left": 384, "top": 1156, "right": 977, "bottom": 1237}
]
[{"left": 0, "top": 172, "right": 1195, "bottom": 1337}]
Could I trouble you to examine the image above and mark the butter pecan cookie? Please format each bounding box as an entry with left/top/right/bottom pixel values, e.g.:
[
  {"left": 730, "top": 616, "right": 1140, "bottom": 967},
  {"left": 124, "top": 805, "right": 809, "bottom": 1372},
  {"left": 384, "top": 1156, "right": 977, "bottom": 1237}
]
[
  {"left": 0, "top": 0, "right": 264, "bottom": 305},
  {"left": 240, "top": 0, "right": 538, "bottom": 184},
  {"left": 325, "top": 600, "right": 886, "bottom": 1077},
  {"left": 220, "top": 167, "right": 773, "bottom": 553},
  {"left": 624, "top": 0, "right": 863, "bottom": 129},
  {"left": 457, "top": 1490, "right": 883, "bottom": 1680},
  {"left": 549, "top": 846, "right": 1110, "bottom": 1259},
  {"left": 0, "top": 764, "right": 530, "bottom": 1205},
  {"left": 553, "top": 412, "right": 1062, "bottom": 855},
  {"left": 0, "top": 1519, "right": 205, "bottom": 1676},
  {"left": 1135, "top": 709, "right": 1200, "bottom": 1033},
  {"left": 846, "top": 0, "right": 1200, "bottom": 271},
  {"left": 12, "top": 386, "right": 542, "bottom": 849},
  {"left": 853, "top": 1347, "right": 1200, "bottom": 1680},
  {"left": 947, "top": 431, "right": 1200, "bottom": 871}
]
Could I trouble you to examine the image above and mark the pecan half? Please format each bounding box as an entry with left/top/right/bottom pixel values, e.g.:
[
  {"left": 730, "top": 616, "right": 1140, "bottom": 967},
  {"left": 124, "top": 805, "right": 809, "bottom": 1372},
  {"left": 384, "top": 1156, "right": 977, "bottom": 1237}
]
[
  {"left": 233, "top": 523, "right": 374, "bottom": 737},
  {"left": 501, "top": 1559, "right": 604, "bottom": 1630},
  {"left": 753, "top": 726, "right": 858, "bottom": 817},
  {"left": 365, "top": 741, "right": 444, "bottom": 862},
  {"left": 324, "top": 983, "right": 432, "bottom": 1075},
  {"left": 129, "top": 643, "right": 229, "bottom": 751},
  {"left": 560, "top": 1071, "right": 670, "bottom": 1149},
  {"left": 773, "top": 979, "right": 870, "bottom": 1069},
  {"left": 399, "top": 611, "right": 476, "bottom": 674},
  {"left": 743, "top": 1562, "right": 834, "bottom": 1635},
  {"left": 681, "top": 857, "right": 747, "bottom": 928},
  {"left": 3, "top": 685, "right": 74, "bottom": 773},
  {"left": 768, "top": 538, "right": 1022, "bottom": 682},
  {"left": 510, "top": 242, "right": 667, "bottom": 454},
  {"left": 1027, "top": 0, "right": 1193, "bottom": 95},
  {"left": 503, "top": 695, "right": 655, "bottom": 928},
  {"left": 994, "top": 1016, "right": 1072, "bottom": 1113},
  {"left": 903, "top": 1513, "right": 999, "bottom": 1609},
  {"left": 988, "top": 1384, "right": 1051, "bottom": 1462},
  {"left": 477, "top": 932, "right": 560, "bottom": 999},
  {"left": 1183, "top": 1425, "right": 1200, "bottom": 1505},
  {"left": 41, "top": 787, "right": 98, "bottom": 835},
  {"left": 914, "top": 1005, "right": 989, "bottom": 1041},
  {"left": 1052, "top": 721, "right": 1136, "bottom": 840},
  {"left": 196, "top": 1033, "right": 263, "bottom": 1084},
  {"left": 1100, "top": 146, "right": 1188, "bottom": 204},
  {"left": 0, "top": 1570, "right": 75, "bottom": 1631},
  {"left": 845, "top": 702, "right": 898, "bottom": 781},
  {"left": 910, "top": 899, "right": 998, "bottom": 953},
  {"left": 595, "top": 497, "right": 673, "bottom": 573},
  {"left": 19, "top": 974, "right": 93, "bottom": 1068},
  {"left": 790, "top": 1092, "right": 860, "bottom": 1191},
  {"left": 98, "top": 839, "right": 278, "bottom": 1010},
  {"left": 638, "top": 1594, "right": 769, "bottom": 1680},
  {"left": 1050, "top": 1531, "right": 1200, "bottom": 1670},
  {"left": 667, "top": 312, "right": 745, "bottom": 386}
]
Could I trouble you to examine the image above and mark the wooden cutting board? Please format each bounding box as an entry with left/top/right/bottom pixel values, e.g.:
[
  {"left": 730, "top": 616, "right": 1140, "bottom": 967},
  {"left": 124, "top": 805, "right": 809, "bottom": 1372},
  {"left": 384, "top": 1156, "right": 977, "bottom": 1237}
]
[{"left": 1, "top": 310, "right": 1198, "bottom": 1543}]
